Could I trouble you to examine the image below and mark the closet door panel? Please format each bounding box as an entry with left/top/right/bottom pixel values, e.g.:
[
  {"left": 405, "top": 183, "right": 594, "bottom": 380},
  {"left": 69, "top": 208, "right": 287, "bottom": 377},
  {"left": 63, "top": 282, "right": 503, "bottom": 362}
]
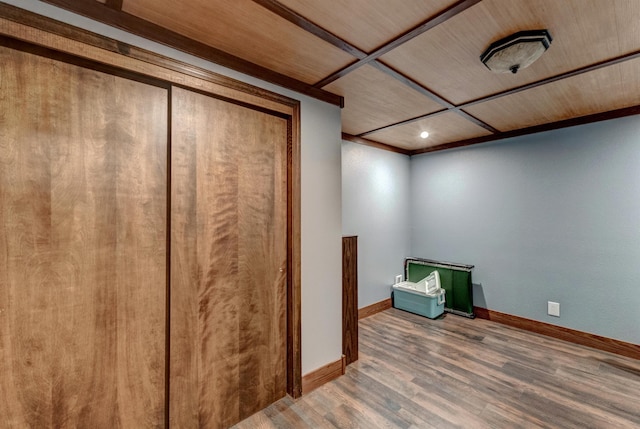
[
  {"left": 171, "top": 87, "right": 287, "bottom": 428},
  {"left": 0, "top": 47, "right": 167, "bottom": 428}
]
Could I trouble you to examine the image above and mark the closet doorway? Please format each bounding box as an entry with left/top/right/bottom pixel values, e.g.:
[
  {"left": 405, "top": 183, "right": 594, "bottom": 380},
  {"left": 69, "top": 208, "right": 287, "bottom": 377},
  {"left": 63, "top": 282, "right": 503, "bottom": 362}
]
[{"left": 0, "top": 24, "right": 301, "bottom": 428}]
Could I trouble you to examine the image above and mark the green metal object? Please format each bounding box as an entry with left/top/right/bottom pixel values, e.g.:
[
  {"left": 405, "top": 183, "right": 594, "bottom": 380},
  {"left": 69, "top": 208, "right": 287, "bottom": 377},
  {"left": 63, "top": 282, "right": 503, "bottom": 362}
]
[{"left": 405, "top": 257, "right": 475, "bottom": 318}]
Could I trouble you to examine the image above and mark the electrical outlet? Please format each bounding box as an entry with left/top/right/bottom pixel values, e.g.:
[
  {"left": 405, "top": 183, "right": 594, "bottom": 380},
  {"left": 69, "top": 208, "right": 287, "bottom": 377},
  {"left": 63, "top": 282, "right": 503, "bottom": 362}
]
[
  {"left": 548, "top": 301, "right": 560, "bottom": 317},
  {"left": 395, "top": 274, "right": 403, "bottom": 284}
]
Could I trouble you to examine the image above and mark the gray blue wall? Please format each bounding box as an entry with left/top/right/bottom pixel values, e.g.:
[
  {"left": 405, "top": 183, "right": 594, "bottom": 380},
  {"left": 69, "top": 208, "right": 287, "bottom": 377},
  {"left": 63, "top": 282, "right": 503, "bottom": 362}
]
[
  {"left": 410, "top": 116, "right": 640, "bottom": 344},
  {"left": 342, "top": 141, "right": 411, "bottom": 308}
]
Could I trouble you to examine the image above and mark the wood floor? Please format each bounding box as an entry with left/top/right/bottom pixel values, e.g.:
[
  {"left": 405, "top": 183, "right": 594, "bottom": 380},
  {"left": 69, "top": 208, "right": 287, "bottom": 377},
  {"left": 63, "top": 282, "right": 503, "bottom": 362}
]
[{"left": 233, "top": 308, "right": 640, "bottom": 428}]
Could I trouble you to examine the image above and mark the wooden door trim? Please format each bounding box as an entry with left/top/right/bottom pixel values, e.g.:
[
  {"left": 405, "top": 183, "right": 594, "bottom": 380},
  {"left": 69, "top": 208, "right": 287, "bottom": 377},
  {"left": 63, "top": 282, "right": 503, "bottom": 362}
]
[
  {"left": 17, "top": 0, "right": 342, "bottom": 107},
  {"left": 287, "top": 103, "right": 303, "bottom": 398},
  {"left": 0, "top": 3, "right": 300, "bottom": 114},
  {"left": 0, "top": 33, "right": 171, "bottom": 91},
  {"left": 342, "top": 236, "right": 358, "bottom": 366},
  {"left": 171, "top": 82, "right": 293, "bottom": 119},
  {"left": 0, "top": 10, "right": 303, "bottom": 413},
  {"left": 165, "top": 86, "right": 173, "bottom": 429}
]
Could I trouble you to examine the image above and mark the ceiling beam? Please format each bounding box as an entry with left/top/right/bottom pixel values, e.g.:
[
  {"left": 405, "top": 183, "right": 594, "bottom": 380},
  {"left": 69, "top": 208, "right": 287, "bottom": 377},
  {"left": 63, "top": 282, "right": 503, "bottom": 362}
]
[
  {"left": 0, "top": 2, "right": 305, "bottom": 110},
  {"left": 359, "top": 110, "right": 448, "bottom": 137},
  {"left": 313, "top": 0, "right": 482, "bottom": 88},
  {"left": 249, "top": 0, "right": 640, "bottom": 144},
  {"left": 251, "top": 0, "right": 367, "bottom": 60},
  {"left": 103, "top": 0, "right": 123, "bottom": 11},
  {"left": 250, "top": 0, "right": 640, "bottom": 146},
  {"left": 37, "top": 0, "right": 344, "bottom": 107},
  {"left": 342, "top": 133, "right": 412, "bottom": 155},
  {"left": 455, "top": 111, "right": 500, "bottom": 133},
  {"left": 370, "top": 61, "right": 455, "bottom": 108},
  {"left": 410, "top": 104, "right": 640, "bottom": 155},
  {"left": 459, "top": 49, "right": 640, "bottom": 109},
  {"left": 367, "top": 61, "right": 499, "bottom": 134},
  {"left": 359, "top": 46, "right": 640, "bottom": 137},
  {"left": 361, "top": 0, "right": 483, "bottom": 64},
  {"left": 31, "top": 0, "right": 640, "bottom": 156}
]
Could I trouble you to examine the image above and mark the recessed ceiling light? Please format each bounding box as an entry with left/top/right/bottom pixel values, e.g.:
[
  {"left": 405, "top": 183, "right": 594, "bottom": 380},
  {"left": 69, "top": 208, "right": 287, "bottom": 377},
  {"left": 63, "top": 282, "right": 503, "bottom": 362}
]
[{"left": 420, "top": 131, "right": 429, "bottom": 139}]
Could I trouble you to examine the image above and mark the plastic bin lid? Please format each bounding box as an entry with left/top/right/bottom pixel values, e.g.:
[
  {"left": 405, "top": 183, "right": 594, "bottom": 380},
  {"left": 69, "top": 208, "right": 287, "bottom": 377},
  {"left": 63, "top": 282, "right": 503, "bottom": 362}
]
[
  {"left": 393, "top": 270, "right": 441, "bottom": 296},
  {"left": 421, "top": 270, "right": 441, "bottom": 294}
]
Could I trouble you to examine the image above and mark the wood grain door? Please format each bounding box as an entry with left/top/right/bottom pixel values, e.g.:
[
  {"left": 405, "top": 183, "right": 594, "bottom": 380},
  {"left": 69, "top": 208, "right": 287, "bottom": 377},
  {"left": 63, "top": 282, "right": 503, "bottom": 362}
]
[
  {"left": 170, "top": 87, "right": 288, "bottom": 428},
  {"left": 0, "top": 47, "right": 168, "bottom": 428}
]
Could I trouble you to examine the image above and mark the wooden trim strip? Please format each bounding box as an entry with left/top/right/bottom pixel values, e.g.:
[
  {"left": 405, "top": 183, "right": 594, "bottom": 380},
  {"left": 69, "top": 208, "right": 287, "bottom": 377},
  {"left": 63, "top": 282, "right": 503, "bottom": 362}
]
[
  {"left": 454, "top": 110, "right": 500, "bottom": 133},
  {"left": 0, "top": 21, "right": 295, "bottom": 116},
  {"left": 342, "top": 236, "right": 359, "bottom": 366},
  {"left": 367, "top": 62, "right": 499, "bottom": 134},
  {"left": 314, "top": 59, "right": 374, "bottom": 88},
  {"left": 165, "top": 84, "right": 172, "bottom": 429},
  {"left": 358, "top": 298, "right": 392, "bottom": 320},
  {"left": 314, "top": 0, "right": 482, "bottom": 87},
  {"left": 358, "top": 48, "right": 640, "bottom": 143},
  {"left": 103, "top": 0, "right": 123, "bottom": 11},
  {"left": 474, "top": 307, "right": 640, "bottom": 361},
  {"left": 459, "top": 49, "right": 640, "bottom": 109},
  {"left": 250, "top": 0, "right": 367, "bottom": 60},
  {"left": 365, "top": 0, "right": 483, "bottom": 62},
  {"left": 410, "top": 104, "right": 640, "bottom": 155},
  {"left": 359, "top": 110, "right": 448, "bottom": 137},
  {"left": 301, "top": 356, "right": 346, "bottom": 394},
  {"left": 36, "top": 0, "right": 343, "bottom": 107},
  {"left": 171, "top": 82, "right": 292, "bottom": 119},
  {"left": 370, "top": 61, "right": 454, "bottom": 108},
  {"left": 287, "top": 105, "right": 303, "bottom": 398},
  {"left": 0, "top": 3, "right": 300, "bottom": 112},
  {"left": 0, "top": 33, "right": 171, "bottom": 90},
  {"left": 342, "top": 133, "right": 412, "bottom": 155}
]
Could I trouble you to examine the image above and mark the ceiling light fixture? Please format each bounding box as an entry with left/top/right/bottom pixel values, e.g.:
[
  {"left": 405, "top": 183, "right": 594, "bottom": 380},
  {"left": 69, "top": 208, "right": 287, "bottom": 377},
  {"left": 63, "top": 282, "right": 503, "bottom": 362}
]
[
  {"left": 420, "top": 131, "right": 429, "bottom": 139},
  {"left": 480, "top": 30, "right": 552, "bottom": 74}
]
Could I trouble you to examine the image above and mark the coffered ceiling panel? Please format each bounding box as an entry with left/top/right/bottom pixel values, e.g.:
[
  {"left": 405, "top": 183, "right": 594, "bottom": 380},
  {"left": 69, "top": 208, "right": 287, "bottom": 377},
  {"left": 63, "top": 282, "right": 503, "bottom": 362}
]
[
  {"left": 40, "top": 0, "right": 640, "bottom": 153},
  {"left": 380, "top": 0, "right": 640, "bottom": 105},
  {"left": 365, "top": 112, "right": 492, "bottom": 150},
  {"left": 122, "top": 0, "right": 355, "bottom": 84},
  {"left": 324, "top": 64, "right": 444, "bottom": 135},
  {"left": 464, "top": 58, "right": 640, "bottom": 132},
  {"left": 276, "top": 0, "right": 458, "bottom": 53}
]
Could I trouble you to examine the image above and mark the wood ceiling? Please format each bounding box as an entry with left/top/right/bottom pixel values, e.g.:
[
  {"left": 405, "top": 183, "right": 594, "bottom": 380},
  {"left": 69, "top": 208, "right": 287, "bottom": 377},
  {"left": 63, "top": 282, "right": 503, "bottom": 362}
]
[{"left": 36, "top": 0, "right": 640, "bottom": 154}]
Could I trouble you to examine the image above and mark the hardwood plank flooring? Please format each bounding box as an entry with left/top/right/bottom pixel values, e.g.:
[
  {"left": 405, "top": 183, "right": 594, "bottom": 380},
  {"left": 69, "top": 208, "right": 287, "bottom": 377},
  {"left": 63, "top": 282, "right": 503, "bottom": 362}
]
[{"left": 233, "top": 308, "right": 640, "bottom": 428}]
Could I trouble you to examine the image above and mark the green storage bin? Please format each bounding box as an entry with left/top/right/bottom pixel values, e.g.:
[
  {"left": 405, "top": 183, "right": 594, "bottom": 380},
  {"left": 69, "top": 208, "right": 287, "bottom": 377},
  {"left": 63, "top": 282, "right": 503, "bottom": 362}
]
[{"left": 405, "top": 257, "right": 474, "bottom": 318}]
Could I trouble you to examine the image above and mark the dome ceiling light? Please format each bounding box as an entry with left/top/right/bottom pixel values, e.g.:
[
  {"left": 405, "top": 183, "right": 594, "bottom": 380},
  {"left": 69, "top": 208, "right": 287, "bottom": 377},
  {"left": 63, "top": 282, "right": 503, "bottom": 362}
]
[{"left": 480, "top": 30, "right": 553, "bottom": 74}]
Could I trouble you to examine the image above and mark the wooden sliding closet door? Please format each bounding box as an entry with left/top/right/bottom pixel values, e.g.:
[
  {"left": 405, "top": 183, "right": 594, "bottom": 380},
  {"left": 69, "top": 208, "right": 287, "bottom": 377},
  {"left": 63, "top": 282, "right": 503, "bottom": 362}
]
[
  {"left": 0, "top": 47, "right": 168, "bottom": 428},
  {"left": 171, "top": 87, "right": 288, "bottom": 428}
]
